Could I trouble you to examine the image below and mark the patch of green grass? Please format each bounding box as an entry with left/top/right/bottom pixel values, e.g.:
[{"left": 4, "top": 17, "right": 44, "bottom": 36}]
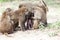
[
  {"left": 39, "top": 25, "right": 45, "bottom": 30},
  {"left": 0, "top": 0, "right": 8, "bottom": 2},
  {"left": 47, "top": 21, "right": 60, "bottom": 29},
  {"left": 0, "top": 0, "right": 14, "bottom": 2},
  {"left": 39, "top": 21, "right": 60, "bottom": 30},
  {"left": 48, "top": 32, "right": 58, "bottom": 37},
  {"left": 39, "top": 21, "right": 60, "bottom": 37}
]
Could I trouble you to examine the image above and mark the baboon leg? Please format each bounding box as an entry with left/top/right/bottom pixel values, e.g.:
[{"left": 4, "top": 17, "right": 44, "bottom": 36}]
[
  {"left": 14, "top": 21, "right": 19, "bottom": 31},
  {"left": 27, "top": 19, "right": 33, "bottom": 30},
  {"left": 26, "top": 20, "right": 29, "bottom": 30},
  {"left": 19, "top": 18, "right": 26, "bottom": 31},
  {"left": 30, "top": 19, "right": 33, "bottom": 29},
  {"left": 4, "top": 33, "right": 13, "bottom": 37},
  {"left": 25, "top": 18, "right": 34, "bottom": 30},
  {"left": 24, "top": 20, "right": 30, "bottom": 30},
  {"left": 19, "top": 22, "right": 25, "bottom": 31},
  {"left": 4, "top": 33, "right": 9, "bottom": 36}
]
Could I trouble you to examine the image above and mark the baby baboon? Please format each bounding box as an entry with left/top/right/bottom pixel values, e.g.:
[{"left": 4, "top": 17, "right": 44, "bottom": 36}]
[
  {"left": 25, "top": 12, "right": 34, "bottom": 30},
  {"left": 19, "top": 5, "right": 35, "bottom": 30},
  {"left": 12, "top": 7, "right": 29, "bottom": 31},
  {"left": 0, "top": 8, "right": 15, "bottom": 34}
]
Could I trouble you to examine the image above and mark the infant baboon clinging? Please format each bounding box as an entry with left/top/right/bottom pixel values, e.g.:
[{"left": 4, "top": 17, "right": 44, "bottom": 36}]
[
  {"left": 0, "top": 8, "right": 15, "bottom": 34},
  {"left": 25, "top": 12, "right": 34, "bottom": 30}
]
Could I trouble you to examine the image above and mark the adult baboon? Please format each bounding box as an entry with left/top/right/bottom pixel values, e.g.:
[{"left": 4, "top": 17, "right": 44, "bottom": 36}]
[
  {"left": 32, "top": 0, "right": 48, "bottom": 29},
  {"left": 33, "top": 7, "right": 47, "bottom": 29},
  {"left": 0, "top": 8, "right": 15, "bottom": 34},
  {"left": 19, "top": 0, "right": 48, "bottom": 29}
]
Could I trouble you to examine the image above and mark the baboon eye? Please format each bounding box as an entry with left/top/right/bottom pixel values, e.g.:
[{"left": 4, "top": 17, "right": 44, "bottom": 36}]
[
  {"left": 19, "top": 5, "right": 23, "bottom": 8},
  {"left": 10, "top": 15, "right": 12, "bottom": 16}
]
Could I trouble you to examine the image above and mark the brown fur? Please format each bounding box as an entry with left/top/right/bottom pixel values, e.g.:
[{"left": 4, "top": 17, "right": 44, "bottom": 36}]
[
  {"left": 10, "top": 7, "right": 29, "bottom": 31},
  {"left": 37, "top": 0, "right": 48, "bottom": 13},
  {"left": 0, "top": 8, "right": 15, "bottom": 34},
  {"left": 32, "top": 7, "right": 47, "bottom": 29},
  {"left": 32, "top": 1, "right": 48, "bottom": 29},
  {"left": 19, "top": 0, "right": 48, "bottom": 29}
]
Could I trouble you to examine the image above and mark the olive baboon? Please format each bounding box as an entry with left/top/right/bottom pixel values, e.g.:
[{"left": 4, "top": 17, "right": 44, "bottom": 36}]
[
  {"left": 32, "top": 7, "right": 47, "bottom": 29},
  {"left": 33, "top": 0, "right": 48, "bottom": 29},
  {"left": 12, "top": 7, "right": 30, "bottom": 31},
  {"left": 19, "top": 4, "right": 35, "bottom": 30},
  {"left": 0, "top": 8, "right": 15, "bottom": 34},
  {"left": 19, "top": 0, "right": 48, "bottom": 29}
]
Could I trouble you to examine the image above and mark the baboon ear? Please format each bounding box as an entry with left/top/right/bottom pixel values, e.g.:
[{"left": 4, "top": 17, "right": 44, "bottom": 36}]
[
  {"left": 41, "top": 0, "right": 46, "bottom": 6},
  {"left": 39, "top": 0, "right": 48, "bottom": 11},
  {"left": 19, "top": 5, "right": 23, "bottom": 8},
  {"left": 39, "top": 0, "right": 46, "bottom": 6},
  {"left": 6, "top": 8, "right": 12, "bottom": 12},
  {"left": 41, "top": 0, "right": 48, "bottom": 11}
]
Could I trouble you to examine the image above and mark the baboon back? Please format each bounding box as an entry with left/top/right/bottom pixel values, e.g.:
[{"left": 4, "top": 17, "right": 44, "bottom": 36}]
[{"left": 0, "top": 8, "right": 15, "bottom": 34}]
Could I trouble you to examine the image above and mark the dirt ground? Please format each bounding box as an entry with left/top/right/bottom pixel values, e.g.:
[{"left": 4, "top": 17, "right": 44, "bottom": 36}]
[{"left": 0, "top": 2, "right": 60, "bottom": 40}]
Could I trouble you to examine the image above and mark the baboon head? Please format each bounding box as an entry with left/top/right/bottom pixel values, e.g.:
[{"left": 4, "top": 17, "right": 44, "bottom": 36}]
[{"left": 1, "top": 8, "right": 13, "bottom": 21}]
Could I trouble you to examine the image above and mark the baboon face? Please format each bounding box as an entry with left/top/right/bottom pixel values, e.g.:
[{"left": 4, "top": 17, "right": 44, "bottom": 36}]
[
  {"left": 32, "top": 6, "right": 47, "bottom": 29},
  {"left": 6, "top": 8, "right": 12, "bottom": 12}
]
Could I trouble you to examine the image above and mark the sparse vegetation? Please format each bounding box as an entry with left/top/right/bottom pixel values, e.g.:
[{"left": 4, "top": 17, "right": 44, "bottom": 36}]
[
  {"left": 0, "top": 0, "right": 14, "bottom": 2},
  {"left": 39, "top": 21, "right": 60, "bottom": 30},
  {"left": 47, "top": 21, "right": 60, "bottom": 29},
  {"left": 0, "top": 0, "right": 60, "bottom": 29},
  {"left": 0, "top": 0, "right": 60, "bottom": 7},
  {"left": 0, "top": 0, "right": 60, "bottom": 40}
]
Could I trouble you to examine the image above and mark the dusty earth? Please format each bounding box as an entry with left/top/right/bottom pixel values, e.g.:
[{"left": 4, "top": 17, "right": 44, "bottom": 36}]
[{"left": 0, "top": 1, "right": 60, "bottom": 40}]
